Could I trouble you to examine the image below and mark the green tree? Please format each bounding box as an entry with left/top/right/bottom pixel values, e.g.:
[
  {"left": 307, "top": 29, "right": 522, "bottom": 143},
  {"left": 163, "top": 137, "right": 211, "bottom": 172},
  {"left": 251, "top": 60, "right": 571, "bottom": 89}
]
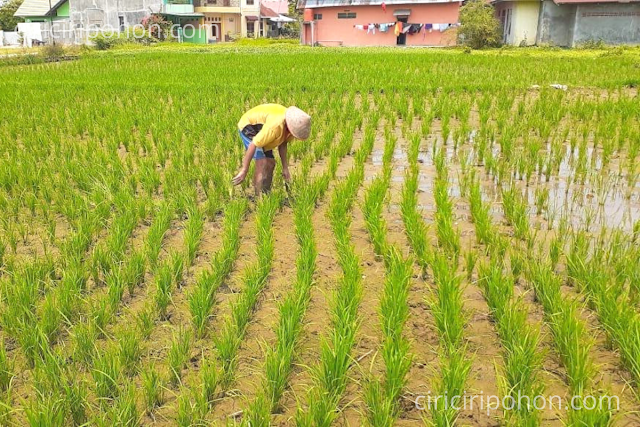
[
  {"left": 457, "top": 0, "right": 501, "bottom": 49},
  {"left": 0, "top": 0, "right": 24, "bottom": 31}
]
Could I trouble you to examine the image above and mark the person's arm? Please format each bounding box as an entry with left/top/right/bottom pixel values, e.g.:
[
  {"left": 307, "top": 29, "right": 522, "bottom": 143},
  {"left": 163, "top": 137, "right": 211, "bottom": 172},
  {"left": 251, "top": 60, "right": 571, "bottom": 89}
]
[
  {"left": 232, "top": 143, "right": 256, "bottom": 185},
  {"left": 278, "top": 142, "right": 290, "bottom": 182}
]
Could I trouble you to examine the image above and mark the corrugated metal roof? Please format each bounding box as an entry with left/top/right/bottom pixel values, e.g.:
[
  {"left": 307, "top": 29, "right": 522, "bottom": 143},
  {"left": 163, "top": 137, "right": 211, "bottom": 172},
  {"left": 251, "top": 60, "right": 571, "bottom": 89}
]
[
  {"left": 298, "top": 0, "right": 457, "bottom": 9},
  {"left": 15, "top": 0, "right": 67, "bottom": 17},
  {"left": 15, "top": 0, "right": 53, "bottom": 17}
]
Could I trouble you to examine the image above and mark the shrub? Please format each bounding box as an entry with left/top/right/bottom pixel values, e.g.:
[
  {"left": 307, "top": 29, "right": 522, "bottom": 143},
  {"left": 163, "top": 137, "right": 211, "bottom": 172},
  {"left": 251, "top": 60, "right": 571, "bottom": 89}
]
[
  {"left": 577, "top": 39, "right": 606, "bottom": 49},
  {"left": 280, "top": 23, "right": 300, "bottom": 38},
  {"left": 92, "top": 33, "right": 122, "bottom": 50},
  {"left": 41, "top": 43, "right": 65, "bottom": 61},
  {"left": 458, "top": 0, "right": 501, "bottom": 49},
  {"left": 140, "top": 14, "right": 175, "bottom": 42}
]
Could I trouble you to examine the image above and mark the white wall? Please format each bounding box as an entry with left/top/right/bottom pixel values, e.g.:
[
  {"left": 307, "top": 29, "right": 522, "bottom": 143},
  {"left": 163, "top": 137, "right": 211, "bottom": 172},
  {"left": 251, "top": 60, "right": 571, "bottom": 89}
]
[
  {"left": 17, "top": 22, "right": 44, "bottom": 47},
  {"left": 513, "top": 1, "right": 539, "bottom": 46},
  {"left": 496, "top": 1, "right": 539, "bottom": 46},
  {"left": 1, "top": 31, "right": 21, "bottom": 46}
]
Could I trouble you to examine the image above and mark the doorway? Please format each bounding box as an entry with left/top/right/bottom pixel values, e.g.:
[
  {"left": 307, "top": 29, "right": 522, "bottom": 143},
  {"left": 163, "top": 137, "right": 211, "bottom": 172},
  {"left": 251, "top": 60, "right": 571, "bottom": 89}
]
[
  {"left": 211, "top": 24, "right": 219, "bottom": 40},
  {"left": 396, "top": 16, "right": 408, "bottom": 45}
]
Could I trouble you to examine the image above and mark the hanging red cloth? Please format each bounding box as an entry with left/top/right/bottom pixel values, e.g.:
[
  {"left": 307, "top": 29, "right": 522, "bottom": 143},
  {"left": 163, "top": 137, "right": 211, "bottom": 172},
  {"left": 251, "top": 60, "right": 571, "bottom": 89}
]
[{"left": 381, "top": 2, "right": 386, "bottom": 12}]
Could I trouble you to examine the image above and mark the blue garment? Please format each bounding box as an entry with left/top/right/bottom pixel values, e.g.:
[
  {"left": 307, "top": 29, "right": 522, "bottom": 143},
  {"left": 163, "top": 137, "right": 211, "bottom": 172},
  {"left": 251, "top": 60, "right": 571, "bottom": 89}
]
[{"left": 239, "top": 130, "right": 273, "bottom": 160}]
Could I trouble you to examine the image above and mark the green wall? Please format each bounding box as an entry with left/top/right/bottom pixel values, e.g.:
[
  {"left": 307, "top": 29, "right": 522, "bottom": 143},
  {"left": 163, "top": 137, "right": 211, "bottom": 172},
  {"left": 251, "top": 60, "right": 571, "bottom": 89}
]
[
  {"left": 57, "top": 1, "right": 70, "bottom": 17},
  {"left": 181, "top": 27, "right": 207, "bottom": 44}
]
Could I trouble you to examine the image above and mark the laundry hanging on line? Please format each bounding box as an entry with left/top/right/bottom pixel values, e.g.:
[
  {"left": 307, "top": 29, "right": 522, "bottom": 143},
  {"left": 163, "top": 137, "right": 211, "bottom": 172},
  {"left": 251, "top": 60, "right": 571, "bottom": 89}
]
[
  {"left": 354, "top": 21, "right": 459, "bottom": 35},
  {"left": 394, "top": 21, "right": 402, "bottom": 36},
  {"left": 378, "top": 22, "right": 395, "bottom": 32},
  {"left": 408, "top": 24, "right": 422, "bottom": 34}
]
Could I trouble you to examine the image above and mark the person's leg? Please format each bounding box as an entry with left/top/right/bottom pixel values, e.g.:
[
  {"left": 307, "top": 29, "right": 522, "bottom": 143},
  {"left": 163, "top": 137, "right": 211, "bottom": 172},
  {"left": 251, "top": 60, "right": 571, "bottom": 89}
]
[
  {"left": 261, "top": 158, "right": 276, "bottom": 193},
  {"left": 253, "top": 158, "right": 267, "bottom": 196},
  {"left": 240, "top": 130, "right": 267, "bottom": 195}
]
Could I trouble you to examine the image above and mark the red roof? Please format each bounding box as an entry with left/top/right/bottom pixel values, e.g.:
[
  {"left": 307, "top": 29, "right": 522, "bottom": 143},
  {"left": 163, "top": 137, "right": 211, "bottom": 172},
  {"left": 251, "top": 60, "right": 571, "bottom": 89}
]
[{"left": 260, "top": 4, "right": 280, "bottom": 18}]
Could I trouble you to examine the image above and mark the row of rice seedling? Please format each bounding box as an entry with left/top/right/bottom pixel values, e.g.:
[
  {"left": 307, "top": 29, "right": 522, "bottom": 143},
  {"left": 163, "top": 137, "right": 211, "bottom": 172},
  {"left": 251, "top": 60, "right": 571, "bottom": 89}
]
[
  {"left": 425, "top": 140, "right": 471, "bottom": 426},
  {"left": 152, "top": 215, "right": 197, "bottom": 322},
  {"left": 213, "top": 193, "right": 282, "bottom": 389},
  {"left": 501, "top": 186, "right": 532, "bottom": 242},
  {"left": 427, "top": 251, "right": 471, "bottom": 426},
  {"left": 0, "top": 258, "right": 55, "bottom": 368},
  {"left": 360, "top": 126, "right": 415, "bottom": 425},
  {"left": 245, "top": 118, "right": 377, "bottom": 424},
  {"left": 244, "top": 184, "right": 319, "bottom": 425},
  {"left": 362, "top": 246, "right": 413, "bottom": 426},
  {"left": 361, "top": 128, "right": 396, "bottom": 259},
  {"left": 188, "top": 199, "right": 248, "bottom": 338},
  {"left": 433, "top": 147, "right": 461, "bottom": 260},
  {"left": 297, "top": 125, "right": 376, "bottom": 426},
  {"left": 465, "top": 176, "right": 544, "bottom": 426},
  {"left": 566, "top": 230, "right": 640, "bottom": 390},
  {"left": 477, "top": 259, "right": 544, "bottom": 426},
  {"left": 400, "top": 132, "right": 431, "bottom": 274}
]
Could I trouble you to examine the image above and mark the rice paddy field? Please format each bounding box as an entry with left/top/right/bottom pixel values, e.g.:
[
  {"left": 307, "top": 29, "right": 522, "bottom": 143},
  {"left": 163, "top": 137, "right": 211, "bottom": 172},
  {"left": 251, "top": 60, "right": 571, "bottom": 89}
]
[{"left": 1, "top": 45, "right": 640, "bottom": 426}]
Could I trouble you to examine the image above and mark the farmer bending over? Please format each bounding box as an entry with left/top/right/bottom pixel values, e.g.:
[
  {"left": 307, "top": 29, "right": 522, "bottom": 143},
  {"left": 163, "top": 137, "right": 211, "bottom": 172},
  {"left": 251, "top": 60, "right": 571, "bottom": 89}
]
[{"left": 232, "top": 104, "right": 311, "bottom": 195}]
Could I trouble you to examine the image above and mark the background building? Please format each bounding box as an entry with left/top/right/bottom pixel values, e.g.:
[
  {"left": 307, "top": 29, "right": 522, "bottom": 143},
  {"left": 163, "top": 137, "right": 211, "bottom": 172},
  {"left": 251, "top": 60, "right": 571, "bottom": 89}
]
[
  {"left": 298, "top": 0, "right": 461, "bottom": 47},
  {"left": 496, "top": 0, "right": 640, "bottom": 47},
  {"left": 537, "top": 0, "right": 640, "bottom": 46},
  {"left": 14, "top": 0, "right": 290, "bottom": 44}
]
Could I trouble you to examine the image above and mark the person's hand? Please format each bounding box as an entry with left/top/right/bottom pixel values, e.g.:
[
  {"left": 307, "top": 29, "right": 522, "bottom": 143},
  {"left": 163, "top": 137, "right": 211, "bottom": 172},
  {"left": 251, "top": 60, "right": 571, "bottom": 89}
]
[
  {"left": 282, "top": 168, "right": 291, "bottom": 182},
  {"left": 232, "top": 168, "right": 248, "bottom": 186}
]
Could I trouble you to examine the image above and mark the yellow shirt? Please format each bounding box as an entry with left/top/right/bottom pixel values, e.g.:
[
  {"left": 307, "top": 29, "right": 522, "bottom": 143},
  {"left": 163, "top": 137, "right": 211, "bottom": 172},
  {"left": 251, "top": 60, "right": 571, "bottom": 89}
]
[{"left": 237, "top": 104, "right": 294, "bottom": 151}]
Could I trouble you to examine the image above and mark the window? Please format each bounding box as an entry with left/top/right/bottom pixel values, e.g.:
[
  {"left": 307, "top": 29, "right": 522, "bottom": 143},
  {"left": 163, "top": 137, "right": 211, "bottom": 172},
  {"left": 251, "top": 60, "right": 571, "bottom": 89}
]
[
  {"left": 337, "top": 12, "right": 356, "bottom": 19},
  {"left": 247, "top": 0, "right": 254, "bottom": 4},
  {"left": 313, "top": 13, "right": 322, "bottom": 20}
]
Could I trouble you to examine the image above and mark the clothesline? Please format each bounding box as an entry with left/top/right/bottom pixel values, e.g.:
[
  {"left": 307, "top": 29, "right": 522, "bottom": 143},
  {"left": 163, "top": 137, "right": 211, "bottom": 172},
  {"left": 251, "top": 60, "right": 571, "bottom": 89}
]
[{"left": 353, "top": 22, "right": 460, "bottom": 35}]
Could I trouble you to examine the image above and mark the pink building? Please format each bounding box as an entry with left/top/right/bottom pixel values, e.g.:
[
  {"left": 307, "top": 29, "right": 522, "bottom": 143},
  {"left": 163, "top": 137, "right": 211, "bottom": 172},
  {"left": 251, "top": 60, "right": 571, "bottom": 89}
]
[{"left": 299, "top": 0, "right": 461, "bottom": 47}]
